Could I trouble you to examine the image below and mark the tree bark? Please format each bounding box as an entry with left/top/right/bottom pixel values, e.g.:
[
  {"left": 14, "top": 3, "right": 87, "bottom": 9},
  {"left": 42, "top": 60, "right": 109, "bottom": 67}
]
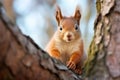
[
  {"left": 0, "top": 2, "right": 81, "bottom": 80},
  {"left": 84, "top": 0, "right": 120, "bottom": 80}
]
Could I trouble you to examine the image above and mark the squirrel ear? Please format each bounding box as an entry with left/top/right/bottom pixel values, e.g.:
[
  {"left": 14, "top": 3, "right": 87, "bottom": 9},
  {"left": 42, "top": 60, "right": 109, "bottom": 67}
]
[
  {"left": 74, "top": 6, "right": 81, "bottom": 25},
  {"left": 56, "top": 5, "right": 63, "bottom": 25}
]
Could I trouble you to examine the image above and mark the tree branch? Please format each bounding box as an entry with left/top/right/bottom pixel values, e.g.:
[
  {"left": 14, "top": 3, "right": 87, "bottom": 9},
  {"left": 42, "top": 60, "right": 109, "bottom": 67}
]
[{"left": 0, "top": 2, "right": 81, "bottom": 80}]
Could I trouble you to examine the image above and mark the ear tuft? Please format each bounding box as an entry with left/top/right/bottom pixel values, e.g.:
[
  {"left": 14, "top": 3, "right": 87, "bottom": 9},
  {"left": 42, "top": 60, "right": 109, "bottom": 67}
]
[
  {"left": 55, "top": 5, "right": 63, "bottom": 25},
  {"left": 74, "top": 6, "right": 81, "bottom": 25}
]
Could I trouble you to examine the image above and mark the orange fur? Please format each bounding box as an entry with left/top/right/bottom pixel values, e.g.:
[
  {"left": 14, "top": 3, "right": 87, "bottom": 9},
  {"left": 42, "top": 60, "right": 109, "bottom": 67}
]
[{"left": 45, "top": 6, "right": 87, "bottom": 74}]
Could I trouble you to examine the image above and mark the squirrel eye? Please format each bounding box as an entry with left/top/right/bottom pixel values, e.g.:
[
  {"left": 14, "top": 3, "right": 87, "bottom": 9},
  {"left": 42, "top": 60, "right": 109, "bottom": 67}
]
[
  {"left": 75, "top": 24, "right": 79, "bottom": 30},
  {"left": 59, "top": 27, "right": 62, "bottom": 31}
]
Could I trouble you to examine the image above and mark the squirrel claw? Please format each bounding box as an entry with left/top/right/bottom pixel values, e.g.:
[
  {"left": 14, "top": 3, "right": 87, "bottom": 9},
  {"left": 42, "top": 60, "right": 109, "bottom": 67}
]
[
  {"left": 67, "top": 61, "right": 76, "bottom": 70},
  {"left": 74, "top": 68, "right": 82, "bottom": 74}
]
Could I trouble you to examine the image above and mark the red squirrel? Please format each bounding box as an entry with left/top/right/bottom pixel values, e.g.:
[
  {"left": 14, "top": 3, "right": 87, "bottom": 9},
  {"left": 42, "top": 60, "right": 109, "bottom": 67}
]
[{"left": 45, "top": 6, "right": 87, "bottom": 74}]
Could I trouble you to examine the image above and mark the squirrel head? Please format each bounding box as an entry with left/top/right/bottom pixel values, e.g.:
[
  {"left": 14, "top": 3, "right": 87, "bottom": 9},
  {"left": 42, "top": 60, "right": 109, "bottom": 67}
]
[{"left": 55, "top": 5, "right": 81, "bottom": 42}]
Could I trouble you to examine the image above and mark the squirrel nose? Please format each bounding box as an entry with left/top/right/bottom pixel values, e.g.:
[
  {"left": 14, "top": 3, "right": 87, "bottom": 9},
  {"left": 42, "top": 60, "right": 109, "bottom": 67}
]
[{"left": 67, "top": 34, "right": 72, "bottom": 38}]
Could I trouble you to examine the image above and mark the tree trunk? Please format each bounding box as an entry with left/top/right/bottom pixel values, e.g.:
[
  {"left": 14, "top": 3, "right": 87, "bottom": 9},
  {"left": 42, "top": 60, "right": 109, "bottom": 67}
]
[
  {"left": 84, "top": 0, "right": 120, "bottom": 80},
  {"left": 0, "top": 2, "right": 81, "bottom": 80}
]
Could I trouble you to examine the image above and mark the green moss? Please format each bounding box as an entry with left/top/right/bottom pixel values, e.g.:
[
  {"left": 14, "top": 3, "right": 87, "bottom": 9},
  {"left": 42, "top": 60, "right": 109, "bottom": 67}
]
[
  {"left": 82, "top": 0, "right": 103, "bottom": 77},
  {"left": 96, "top": 0, "right": 101, "bottom": 13},
  {"left": 83, "top": 38, "right": 99, "bottom": 77}
]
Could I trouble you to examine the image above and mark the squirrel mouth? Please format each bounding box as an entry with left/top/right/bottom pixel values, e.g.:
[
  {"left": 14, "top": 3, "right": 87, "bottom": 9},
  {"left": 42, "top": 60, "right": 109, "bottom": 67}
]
[
  {"left": 64, "top": 38, "right": 72, "bottom": 42},
  {"left": 67, "top": 38, "right": 72, "bottom": 42}
]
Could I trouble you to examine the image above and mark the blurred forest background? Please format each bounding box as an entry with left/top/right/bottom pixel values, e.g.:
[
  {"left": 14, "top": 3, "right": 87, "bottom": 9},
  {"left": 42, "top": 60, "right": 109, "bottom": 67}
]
[{"left": 2, "top": 0, "right": 96, "bottom": 52}]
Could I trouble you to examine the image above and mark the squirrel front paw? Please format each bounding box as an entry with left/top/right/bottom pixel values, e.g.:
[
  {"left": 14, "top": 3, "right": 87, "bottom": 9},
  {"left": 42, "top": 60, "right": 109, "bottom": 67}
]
[
  {"left": 67, "top": 61, "right": 76, "bottom": 70},
  {"left": 67, "top": 61, "right": 82, "bottom": 75},
  {"left": 74, "top": 68, "right": 82, "bottom": 74}
]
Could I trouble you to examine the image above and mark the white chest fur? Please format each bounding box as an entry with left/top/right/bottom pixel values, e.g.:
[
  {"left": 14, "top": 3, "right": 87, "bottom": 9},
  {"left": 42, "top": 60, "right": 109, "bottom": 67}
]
[{"left": 55, "top": 38, "right": 81, "bottom": 64}]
